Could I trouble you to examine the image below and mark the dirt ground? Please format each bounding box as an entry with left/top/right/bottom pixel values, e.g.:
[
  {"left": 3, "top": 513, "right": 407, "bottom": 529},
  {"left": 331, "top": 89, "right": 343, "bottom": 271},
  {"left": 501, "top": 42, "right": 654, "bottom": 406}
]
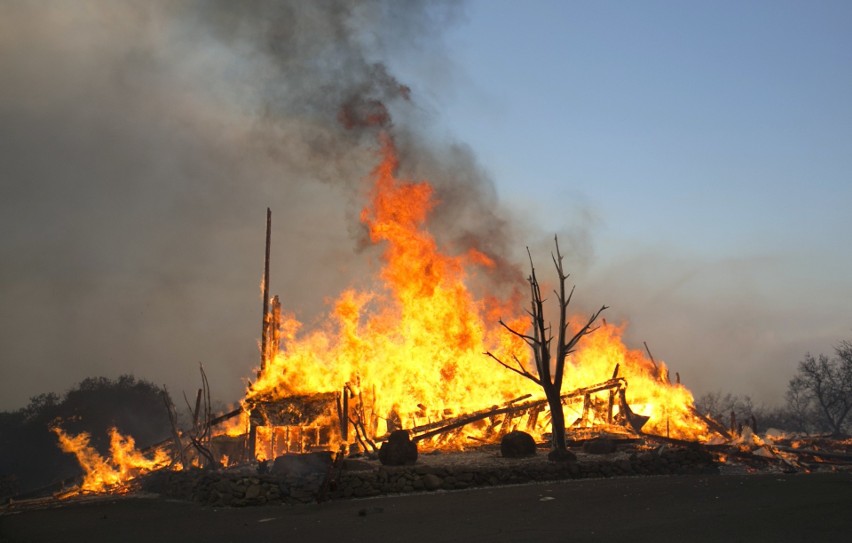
[{"left": 2, "top": 472, "right": 850, "bottom": 543}]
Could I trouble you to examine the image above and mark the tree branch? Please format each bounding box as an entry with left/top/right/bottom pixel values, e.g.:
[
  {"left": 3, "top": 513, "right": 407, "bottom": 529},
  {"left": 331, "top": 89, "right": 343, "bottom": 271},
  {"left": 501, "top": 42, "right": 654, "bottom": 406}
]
[
  {"left": 484, "top": 351, "right": 542, "bottom": 386},
  {"left": 498, "top": 319, "right": 538, "bottom": 345}
]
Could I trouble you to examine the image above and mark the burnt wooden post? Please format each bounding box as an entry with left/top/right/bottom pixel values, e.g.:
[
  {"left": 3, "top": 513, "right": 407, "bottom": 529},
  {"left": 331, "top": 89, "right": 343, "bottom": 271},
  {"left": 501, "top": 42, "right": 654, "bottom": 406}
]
[
  {"left": 607, "top": 363, "right": 620, "bottom": 424},
  {"left": 250, "top": 208, "right": 272, "bottom": 461},
  {"left": 259, "top": 207, "right": 272, "bottom": 378},
  {"left": 581, "top": 393, "right": 591, "bottom": 425},
  {"left": 526, "top": 405, "right": 543, "bottom": 431},
  {"left": 248, "top": 408, "right": 258, "bottom": 461},
  {"left": 192, "top": 388, "right": 203, "bottom": 428},
  {"left": 342, "top": 386, "right": 349, "bottom": 441},
  {"left": 269, "top": 295, "right": 281, "bottom": 357},
  {"left": 336, "top": 387, "right": 350, "bottom": 442}
]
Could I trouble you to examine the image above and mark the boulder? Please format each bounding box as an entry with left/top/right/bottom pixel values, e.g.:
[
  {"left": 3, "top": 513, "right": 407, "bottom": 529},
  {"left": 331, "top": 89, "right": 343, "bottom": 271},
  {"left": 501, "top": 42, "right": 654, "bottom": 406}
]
[
  {"left": 500, "top": 431, "right": 537, "bottom": 458},
  {"left": 378, "top": 430, "right": 418, "bottom": 466},
  {"left": 422, "top": 473, "right": 443, "bottom": 490},
  {"left": 271, "top": 451, "right": 333, "bottom": 477}
]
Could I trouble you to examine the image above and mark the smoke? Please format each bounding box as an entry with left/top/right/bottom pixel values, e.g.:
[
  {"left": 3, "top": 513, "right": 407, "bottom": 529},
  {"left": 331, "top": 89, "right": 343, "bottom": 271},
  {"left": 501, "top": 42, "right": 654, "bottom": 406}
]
[{"left": 0, "top": 1, "right": 534, "bottom": 410}]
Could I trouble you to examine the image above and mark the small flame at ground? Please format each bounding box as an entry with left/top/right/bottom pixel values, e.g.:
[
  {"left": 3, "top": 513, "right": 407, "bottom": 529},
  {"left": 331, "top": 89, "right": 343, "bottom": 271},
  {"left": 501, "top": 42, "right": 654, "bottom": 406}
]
[{"left": 52, "top": 426, "right": 171, "bottom": 494}]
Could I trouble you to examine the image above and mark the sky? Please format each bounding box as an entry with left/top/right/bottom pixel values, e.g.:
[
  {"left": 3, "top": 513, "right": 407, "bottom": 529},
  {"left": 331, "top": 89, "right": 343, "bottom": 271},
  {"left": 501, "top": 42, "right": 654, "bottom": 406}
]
[
  {"left": 1, "top": 1, "right": 850, "bottom": 411},
  {"left": 436, "top": 0, "right": 852, "bottom": 403}
]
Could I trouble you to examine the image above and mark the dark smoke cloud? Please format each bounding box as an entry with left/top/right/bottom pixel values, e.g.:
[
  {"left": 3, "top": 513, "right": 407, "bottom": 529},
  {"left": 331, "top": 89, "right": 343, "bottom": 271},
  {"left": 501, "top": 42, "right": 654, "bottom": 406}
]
[{"left": 0, "top": 1, "right": 532, "bottom": 410}]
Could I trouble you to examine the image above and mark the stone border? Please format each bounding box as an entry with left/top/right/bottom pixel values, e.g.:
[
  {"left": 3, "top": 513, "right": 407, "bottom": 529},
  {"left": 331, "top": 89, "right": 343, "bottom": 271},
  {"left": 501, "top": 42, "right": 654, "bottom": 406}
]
[{"left": 142, "top": 444, "right": 718, "bottom": 507}]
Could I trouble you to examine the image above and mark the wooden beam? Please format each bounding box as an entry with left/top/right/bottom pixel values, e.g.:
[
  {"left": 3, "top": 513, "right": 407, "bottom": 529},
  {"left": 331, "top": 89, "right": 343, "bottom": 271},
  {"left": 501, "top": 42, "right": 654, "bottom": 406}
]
[
  {"left": 689, "top": 406, "right": 731, "bottom": 439},
  {"left": 408, "top": 378, "right": 626, "bottom": 443}
]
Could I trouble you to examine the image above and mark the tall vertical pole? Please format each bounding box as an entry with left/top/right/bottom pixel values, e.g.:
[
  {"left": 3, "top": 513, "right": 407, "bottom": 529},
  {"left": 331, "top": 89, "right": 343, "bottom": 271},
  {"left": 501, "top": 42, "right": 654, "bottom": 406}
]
[
  {"left": 259, "top": 207, "right": 272, "bottom": 379},
  {"left": 250, "top": 208, "right": 272, "bottom": 461}
]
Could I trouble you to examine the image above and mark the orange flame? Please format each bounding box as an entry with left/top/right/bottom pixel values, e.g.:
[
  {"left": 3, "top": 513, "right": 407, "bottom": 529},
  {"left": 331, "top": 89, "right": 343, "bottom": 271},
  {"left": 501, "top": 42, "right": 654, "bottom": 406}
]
[
  {"left": 250, "top": 134, "right": 528, "bottom": 425},
  {"left": 567, "top": 322, "right": 711, "bottom": 440},
  {"left": 53, "top": 427, "right": 170, "bottom": 494},
  {"left": 247, "top": 132, "right": 710, "bottom": 451}
]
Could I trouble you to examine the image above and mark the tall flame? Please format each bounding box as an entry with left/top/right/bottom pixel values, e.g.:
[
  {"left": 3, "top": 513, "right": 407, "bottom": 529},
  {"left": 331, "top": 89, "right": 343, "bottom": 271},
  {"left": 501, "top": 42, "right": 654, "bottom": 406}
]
[
  {"left": 250, "top": 133, "right": 528, "bottom": 426},
  {"left": 248, "top": 132, "right": 710, "bottom": 448}
]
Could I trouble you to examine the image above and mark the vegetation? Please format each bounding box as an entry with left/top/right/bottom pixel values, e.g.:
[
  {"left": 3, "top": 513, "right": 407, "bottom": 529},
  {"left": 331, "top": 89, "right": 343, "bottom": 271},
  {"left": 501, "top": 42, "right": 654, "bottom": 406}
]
[
  {"left": 786, "top": 341, "right": 852, "bottom": 436},
  {"left": 696, "top": 340, "right": 852, "bottom": 437},
  {"left": 0, "top": 375, "right": 170, "bottom": 497}
]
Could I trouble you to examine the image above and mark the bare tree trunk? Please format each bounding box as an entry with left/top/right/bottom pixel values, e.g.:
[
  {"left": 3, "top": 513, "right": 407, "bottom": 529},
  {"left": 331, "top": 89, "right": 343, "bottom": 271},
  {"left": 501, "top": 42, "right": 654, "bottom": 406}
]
[
  {"left": 545, "top": 387, "right": 566, "bottom": 452},
  {"left": 486, "top": 236, "right": 606, "bottom": 460}
]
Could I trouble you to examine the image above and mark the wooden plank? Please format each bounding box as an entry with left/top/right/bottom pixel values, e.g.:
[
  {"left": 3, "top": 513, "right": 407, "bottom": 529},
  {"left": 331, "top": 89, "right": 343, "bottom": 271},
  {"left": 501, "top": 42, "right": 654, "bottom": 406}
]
[{"left": 409, "top": 378, "right": 625, "bottom": 443}]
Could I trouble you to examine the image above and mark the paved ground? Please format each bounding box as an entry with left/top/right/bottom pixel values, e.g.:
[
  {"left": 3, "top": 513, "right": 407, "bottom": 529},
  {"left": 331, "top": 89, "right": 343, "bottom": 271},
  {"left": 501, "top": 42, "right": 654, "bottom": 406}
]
[{"left": 1, "top": 472, "right": 850, "bottom": 542}]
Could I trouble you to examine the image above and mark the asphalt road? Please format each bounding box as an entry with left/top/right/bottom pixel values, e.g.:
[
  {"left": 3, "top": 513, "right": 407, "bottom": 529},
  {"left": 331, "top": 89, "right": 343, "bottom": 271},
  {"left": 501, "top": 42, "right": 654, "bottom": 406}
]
[{"left": 2, "top": 472, "right": 850, "bottom": 543}]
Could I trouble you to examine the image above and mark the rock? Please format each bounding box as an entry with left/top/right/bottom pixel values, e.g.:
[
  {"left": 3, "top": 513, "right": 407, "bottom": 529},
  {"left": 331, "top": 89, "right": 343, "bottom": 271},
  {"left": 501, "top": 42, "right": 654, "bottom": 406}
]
[
  {"left": 583, "top": 438, "right": 617, "bottom": 455},
  {"left": 422, "top": 473, "right": 442, "bottom": 490},
  {"left": 244, "top": 484, "right": 262, "bottom": 500},
  {"left": 271, "top": 451, "right": 334, "bottom": 477},
  {"left": 378, "top": 430, "right": 418, "bottom": 466},
  {"left": 501, "top": 431, "right": 537, "bottom": 458},
  {"left": 289, "top": 487, "right": 316, "bottom": 502}
]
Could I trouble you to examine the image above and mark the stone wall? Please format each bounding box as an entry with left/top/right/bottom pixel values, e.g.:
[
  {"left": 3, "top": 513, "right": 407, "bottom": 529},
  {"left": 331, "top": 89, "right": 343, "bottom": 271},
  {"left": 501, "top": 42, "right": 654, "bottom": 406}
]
[{"left": 142, "top": 445, "right": 718, "bottom": 507}]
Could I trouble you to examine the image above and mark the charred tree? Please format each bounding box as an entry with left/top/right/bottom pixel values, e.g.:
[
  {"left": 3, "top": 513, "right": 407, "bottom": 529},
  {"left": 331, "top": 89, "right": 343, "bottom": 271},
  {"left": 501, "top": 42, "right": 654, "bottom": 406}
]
[
  {"left": 787, "top": 342, "right": 852, "bottom": 436},
  {"left": 486, "top": 236, "right": 607, "bottom": 459}
]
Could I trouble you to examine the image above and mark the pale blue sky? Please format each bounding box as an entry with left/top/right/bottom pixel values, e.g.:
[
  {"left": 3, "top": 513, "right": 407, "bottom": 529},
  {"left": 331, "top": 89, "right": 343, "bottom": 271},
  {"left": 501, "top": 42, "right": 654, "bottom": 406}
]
[
  {"left": 442, "top": 1, "right": 851, "bottom": 250},
  {"left": 397, "top": 0, "right": 852, "bottom": 401}
]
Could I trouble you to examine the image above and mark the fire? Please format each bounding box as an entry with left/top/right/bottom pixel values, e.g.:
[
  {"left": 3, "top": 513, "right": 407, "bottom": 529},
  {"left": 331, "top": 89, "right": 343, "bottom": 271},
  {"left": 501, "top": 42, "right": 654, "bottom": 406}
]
[
  {"left": 51, "top": 132, "right": 713, "bottom": 481},
  {"left": 246, "top": 131, "right": 711, "bottom": 452},
  {"left": 566, "top": 323, "right": 711, "bottom": 440},
  {"left": 219, "top": 409, "right": 250, "bottom": 437},
  {"left": 53, "top": 426, "right": 171, "bottom": 494},
  {"left": 248, "top": 134, "right": 530, "bottom": 448}
]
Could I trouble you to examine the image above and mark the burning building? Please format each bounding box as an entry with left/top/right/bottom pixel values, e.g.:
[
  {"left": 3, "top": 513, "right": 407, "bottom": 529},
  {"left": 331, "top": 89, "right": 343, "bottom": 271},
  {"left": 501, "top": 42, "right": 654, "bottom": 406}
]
[
  {"left": 52, "top": 127, "right": 718, "bottom": 498},
  {"left": 43, "top": 2, "right": 716, "bottom": 495},
  {"left": 236, "top": 130, "right": 714, "bottom": 462}
]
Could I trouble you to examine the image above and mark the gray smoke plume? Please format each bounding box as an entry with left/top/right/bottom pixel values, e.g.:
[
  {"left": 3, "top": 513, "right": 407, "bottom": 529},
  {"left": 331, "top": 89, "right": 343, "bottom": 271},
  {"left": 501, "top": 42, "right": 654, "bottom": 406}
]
[{"left": 0, "top": 1, "right": 533, "bottom": 409}]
